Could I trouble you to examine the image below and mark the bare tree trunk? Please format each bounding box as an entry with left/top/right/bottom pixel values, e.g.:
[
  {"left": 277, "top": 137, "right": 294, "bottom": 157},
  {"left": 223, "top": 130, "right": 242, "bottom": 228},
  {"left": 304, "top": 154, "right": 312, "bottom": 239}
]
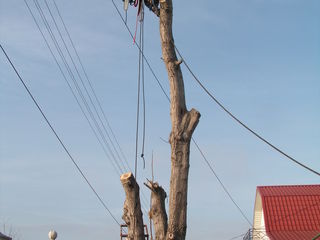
[
  {"left": 159, "top": 1, "right": 201, "bottom": 239},
  {"left": 145, "top": 181, "right": 168, "bottom": 240},
  {"left": 121, "top": 172, "right": 145, "bottom": 240}
]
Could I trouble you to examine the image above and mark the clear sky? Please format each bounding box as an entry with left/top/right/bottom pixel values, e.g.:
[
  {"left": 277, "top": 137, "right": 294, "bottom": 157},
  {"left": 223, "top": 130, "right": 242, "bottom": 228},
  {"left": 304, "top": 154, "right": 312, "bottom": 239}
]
[{"left": 1, "top": 0, "right": 319, "bottom": 239}]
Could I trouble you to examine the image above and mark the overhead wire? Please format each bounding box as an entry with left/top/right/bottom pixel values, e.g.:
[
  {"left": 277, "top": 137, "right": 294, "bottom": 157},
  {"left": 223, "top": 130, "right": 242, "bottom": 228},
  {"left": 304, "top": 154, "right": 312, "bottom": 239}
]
[
  {"left": 1, "top": 43, "right": 121, "bottom": 226},
  {"left": 34, "top": 0, "right": 123, "bottom": 175},
  {"left": 192, "top": 139, "right": 253, "bottom": 226},
  {"left": 227, "top": 233, "right": 246, "bottom": 240},
  {"left": 41, "top": 0, "right": 129, "bottom": 173},
  {"left": 23, "top": 0, "right": 122, "bottom": 176},
  {"left": 174, "top": 46, "right": 320, "bottom": 177},
  {"left": 51, "top": 0, "right": 130, "bottom": 170},
  {"left": 26, "top": 0, "right": 126, "bottom": 175},
  {"left": 110, "top": 0, "right": 253, "bottom": 227}
]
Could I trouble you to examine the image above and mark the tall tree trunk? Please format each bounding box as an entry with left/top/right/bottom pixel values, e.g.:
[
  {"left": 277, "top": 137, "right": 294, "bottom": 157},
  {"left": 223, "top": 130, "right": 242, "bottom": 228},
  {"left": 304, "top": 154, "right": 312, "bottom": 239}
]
[{"left": 159, "top": 1, "right": 200, "bottom": 239}]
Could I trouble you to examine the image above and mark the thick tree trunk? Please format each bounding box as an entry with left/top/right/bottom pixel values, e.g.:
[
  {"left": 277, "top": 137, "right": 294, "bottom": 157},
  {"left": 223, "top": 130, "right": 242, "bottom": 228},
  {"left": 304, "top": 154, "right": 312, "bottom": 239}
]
[
  {"left": 159, "top": 1, "right": 200, "bottom": 239},
  {"left": 145, "top": 181, "right": 168, "bottom": 240},
  {"left": 121, "top": 172, "right": 145, "bottom": 240}
]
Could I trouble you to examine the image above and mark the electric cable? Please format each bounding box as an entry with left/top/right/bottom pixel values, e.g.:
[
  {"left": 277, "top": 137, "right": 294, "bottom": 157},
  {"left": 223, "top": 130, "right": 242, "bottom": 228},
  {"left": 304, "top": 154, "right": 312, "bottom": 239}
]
[
  {"left": 227, "top": 233, "right": 246, "bottom": 240},
  {"left": 175, "top": 46, "right": 320, "bottom": 177},
  {"left": 192, "top": 139, "right": 253, "bottom": 226},
  {"left": 1, "top": 43, "right": 121, "bottom": 226},
  {"left": 27, "top": 0, "right": 125, "bottom": 174},
  {"left": 24, "top": 0, "right": 122, "bottom": 176},
  {"left": 51, "top": 0, "right": 131, "bottom": 171},
  {"left": 42, "top": 0, "right": 129, "bottom": 173}
]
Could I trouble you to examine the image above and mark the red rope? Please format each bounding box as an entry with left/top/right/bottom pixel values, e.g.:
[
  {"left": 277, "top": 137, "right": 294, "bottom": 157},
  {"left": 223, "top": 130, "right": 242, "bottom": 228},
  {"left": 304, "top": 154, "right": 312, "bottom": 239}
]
[
  {"left": 133, "top": 0, "right": 143, "bottom": 44},
  {"left": 133, "top": 13, "right": 139, "bottom": 44}
]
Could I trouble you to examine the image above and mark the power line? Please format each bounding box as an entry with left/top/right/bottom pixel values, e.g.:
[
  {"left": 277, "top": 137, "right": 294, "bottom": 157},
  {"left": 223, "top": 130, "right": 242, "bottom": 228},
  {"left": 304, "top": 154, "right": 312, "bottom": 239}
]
[
  {"left": 174, "top": 47, "right": 320, "bottom": 177},
  {"left": 110, "top": 0, "right": 253, "bottom": 227},
  {"left": 34, "top": 0, "right": 123, "bottom": 175},
  {"left": 51, "top": 0, "right": 131, "bottom": 171},
  {"left": 192, "top": 139, "right": 252, "bottom": 226},
  {"left": 25, "top": 0, "right": 125, "bottom": 175},
  {"left": 43, "top": 0, "right": 129, "bottom": 173},
  {"left": 40, "top": 0, "right": 128, "bottom": 173},
  {"left": 227, "top": 233, "right": 246, "bottom": 240},
  {"left": 24, "top": 0, "right": 122, "bottom": 177},
  {"left": 1, "top": 43, "right": 121, "bottom": 226}
]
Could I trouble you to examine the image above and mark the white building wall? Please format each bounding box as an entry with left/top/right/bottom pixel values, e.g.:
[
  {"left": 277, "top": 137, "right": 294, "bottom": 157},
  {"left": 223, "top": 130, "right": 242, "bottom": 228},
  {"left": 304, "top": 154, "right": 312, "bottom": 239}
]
[{"left": 252, "top": 192, "right": 269, "bottom": 240}]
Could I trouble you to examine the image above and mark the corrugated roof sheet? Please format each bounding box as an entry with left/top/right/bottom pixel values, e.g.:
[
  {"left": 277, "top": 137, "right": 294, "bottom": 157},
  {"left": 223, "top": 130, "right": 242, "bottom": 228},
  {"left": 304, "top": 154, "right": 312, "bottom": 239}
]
[{"left": 257, "top": 184, "right": 320, "bottom": 240}]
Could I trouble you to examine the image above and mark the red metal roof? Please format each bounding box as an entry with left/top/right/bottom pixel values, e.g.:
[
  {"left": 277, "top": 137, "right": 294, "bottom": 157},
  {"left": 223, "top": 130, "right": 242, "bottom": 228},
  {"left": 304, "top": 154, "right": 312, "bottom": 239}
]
[{"left": 257, "top": 184, "right": 320, "bottom": 240}]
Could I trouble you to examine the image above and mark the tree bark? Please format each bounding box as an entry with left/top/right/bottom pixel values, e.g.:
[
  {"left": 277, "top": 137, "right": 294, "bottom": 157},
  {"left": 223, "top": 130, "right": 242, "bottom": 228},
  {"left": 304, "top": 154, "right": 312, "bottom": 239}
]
[
  {"left": 121, "top": 172, "right": 145, "bottom": 240},
  {"left": 145, "top": 181, "right": 168, "bottom": 240},
  {"left": 159, "top": 1, "right": 201, "bottom": 239}
]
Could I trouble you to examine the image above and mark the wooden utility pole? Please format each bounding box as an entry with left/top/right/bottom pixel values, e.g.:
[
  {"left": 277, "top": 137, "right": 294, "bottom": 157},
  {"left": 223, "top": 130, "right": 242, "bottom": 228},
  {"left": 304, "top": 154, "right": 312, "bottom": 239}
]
[{"left": 121, "top": 1, "right": 200, "bottom": 239}]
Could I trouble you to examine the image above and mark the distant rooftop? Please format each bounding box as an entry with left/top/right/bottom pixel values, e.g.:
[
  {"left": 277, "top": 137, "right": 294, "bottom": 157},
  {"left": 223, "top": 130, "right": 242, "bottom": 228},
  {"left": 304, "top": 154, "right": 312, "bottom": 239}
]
[{"left": 256, "top": 184, "right": 320, "bottom": 240}]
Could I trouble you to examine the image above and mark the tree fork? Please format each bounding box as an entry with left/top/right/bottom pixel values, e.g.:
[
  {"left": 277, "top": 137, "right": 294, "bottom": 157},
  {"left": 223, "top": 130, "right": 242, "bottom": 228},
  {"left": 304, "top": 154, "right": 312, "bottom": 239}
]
[{"left": 121, "top": 172, "right": 145, "bottom": 240}]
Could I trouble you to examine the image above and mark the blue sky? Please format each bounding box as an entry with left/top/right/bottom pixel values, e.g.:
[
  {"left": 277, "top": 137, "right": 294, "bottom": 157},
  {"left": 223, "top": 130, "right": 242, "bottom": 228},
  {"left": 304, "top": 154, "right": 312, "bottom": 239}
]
[{"left": 1, "top": 0, "right": 319, "bottom": 239}]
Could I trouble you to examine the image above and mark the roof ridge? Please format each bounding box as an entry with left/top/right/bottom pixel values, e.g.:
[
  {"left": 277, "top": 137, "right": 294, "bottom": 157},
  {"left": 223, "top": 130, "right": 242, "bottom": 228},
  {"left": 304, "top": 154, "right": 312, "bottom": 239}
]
[{"left": 257, "top": 184, "right": 320, "bottom": 188}]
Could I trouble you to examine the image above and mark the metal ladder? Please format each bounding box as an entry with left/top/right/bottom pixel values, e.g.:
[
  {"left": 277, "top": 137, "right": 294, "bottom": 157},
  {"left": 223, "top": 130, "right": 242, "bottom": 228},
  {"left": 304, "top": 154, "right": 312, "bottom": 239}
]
[{"left": 120, "top": 224, "right": 149, "bottom": 240}]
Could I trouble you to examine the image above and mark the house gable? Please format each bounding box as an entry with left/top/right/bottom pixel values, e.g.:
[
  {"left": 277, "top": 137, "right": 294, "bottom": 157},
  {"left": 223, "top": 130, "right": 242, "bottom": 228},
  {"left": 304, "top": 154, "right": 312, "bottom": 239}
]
[{"left": 255, "top": 184, "right": 320, "bottom": 240}]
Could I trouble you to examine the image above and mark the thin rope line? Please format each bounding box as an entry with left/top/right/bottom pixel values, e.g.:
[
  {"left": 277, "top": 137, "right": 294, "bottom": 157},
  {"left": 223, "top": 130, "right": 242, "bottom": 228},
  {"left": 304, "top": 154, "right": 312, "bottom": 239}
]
[
  {"left": 1, "top": 43, "right": 121, "bottom": 226},
  {"left": 134, "top": 14, "right": 142, "bottom": 179},
  {"left": 175, "top": 46, "right": 320, "bottom": 177},
  {"left": 140, "top": 6, "right": 146, "bottom": 169}
]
